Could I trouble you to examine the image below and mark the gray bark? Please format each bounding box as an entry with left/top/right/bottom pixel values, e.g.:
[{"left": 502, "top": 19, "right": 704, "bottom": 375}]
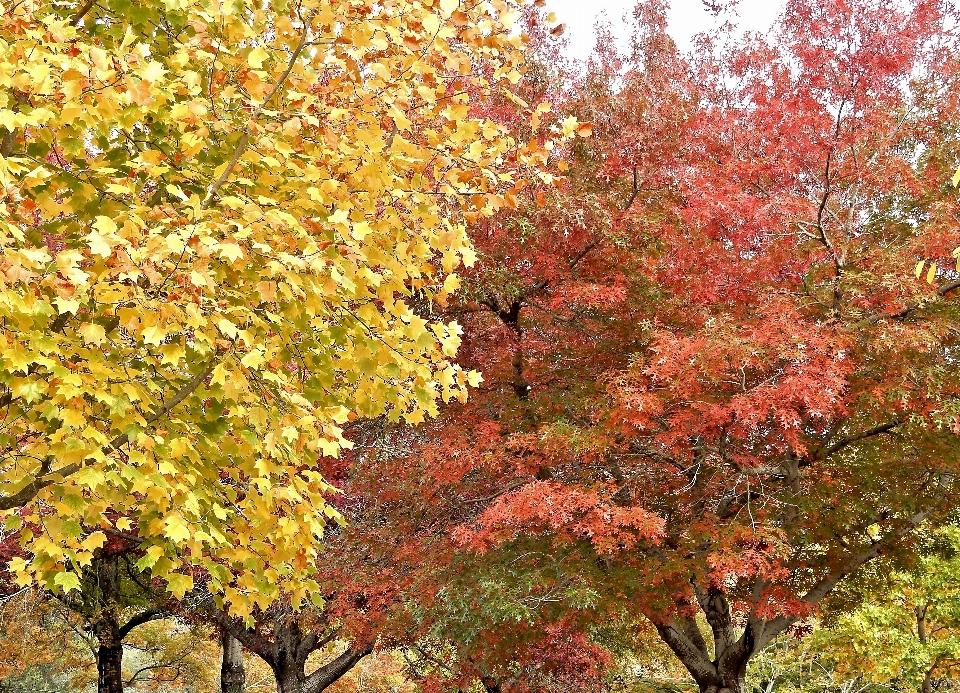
[{"left": 221, "top": 631, "right": 246, "bottom": 693}]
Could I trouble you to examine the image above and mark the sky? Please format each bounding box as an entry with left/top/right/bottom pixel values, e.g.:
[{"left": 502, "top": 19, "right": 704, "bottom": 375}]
[{"left": 542, "top": 0, "right": 785, "bottom": 60}]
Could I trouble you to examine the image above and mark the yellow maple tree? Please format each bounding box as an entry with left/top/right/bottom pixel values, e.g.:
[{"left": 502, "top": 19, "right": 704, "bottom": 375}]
[{"left": 0, "top": 0, "right": 573, "bottom": 617}]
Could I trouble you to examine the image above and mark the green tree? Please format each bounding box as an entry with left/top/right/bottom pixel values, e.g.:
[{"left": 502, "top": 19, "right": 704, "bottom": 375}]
[{"left": 814, "top": 527, "right": 960, "bottom": 693}]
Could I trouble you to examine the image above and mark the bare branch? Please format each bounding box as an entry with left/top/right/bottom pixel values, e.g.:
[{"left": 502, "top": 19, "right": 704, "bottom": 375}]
[
  {"left": 70, "top": 0, "right": 97, "bottom": 25},
  {"left": 816, "top": 418, "right": 904, "bottom": 460}
]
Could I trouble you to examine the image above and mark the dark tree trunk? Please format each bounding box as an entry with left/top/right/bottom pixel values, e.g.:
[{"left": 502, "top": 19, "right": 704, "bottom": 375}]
[
  {"left": 93, "top": 554, "right": 125, "bottom": 693},
  {"left": 96, "top": 640, "right": 124, "bottom": 693},
  {"left": 270, "top": 619, "right": 307, "bottom": 693},
  {"left": 654, "top": 590, "right": 755, "bottom": 693},
  {"left": 216, "top": 611, "right": 371, "bottom": 693},
  {"left": 270, "top": 637, "right": 370, "bottom": 693},
  {"left": 273, "top": 652, "right": 304, "bottom": 693},
  {"left": 303, "top": 647, "right": 371, "bottom": 693},
  {"left": 221, "top": 631, "right": 246, "bottom": 693}
]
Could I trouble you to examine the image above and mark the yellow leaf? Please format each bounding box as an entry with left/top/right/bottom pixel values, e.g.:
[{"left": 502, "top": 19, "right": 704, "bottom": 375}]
[
  {"left": 164, "top": 515, "right": 192, "bottom": 543},
  {"left": 93, "top": 216, "right": 118, "bottom": 234},
  {"left": 422, "top": 12, "right": 440, "bottom": 35},
  {"left": 53, "top": 297, "right": 81, "bottom": 314},
  {"left": 218, "top": 243, "right": 244, "bottom": 263},
  {"left": 915, "top": 260, "right": 925, "bottom": 278},
  {"left": 248, "top": 47, "right": 269, "bottom": 69},
  {"left": 927, "top": 263, "right": 937, "bottom": 284},
  {"left": 139, "top": 60, "right": 166, "bottom": 83},
  {"left": 443, "top": 273, "right": 461, "bottom": 294},
  {"left": 953, "top": 165, "right": 960, "bottom": 187},
  {"left": 135, "top": 545, "right": 164, "bottom": 571},
  {"left": 166, "top": 573, "right": 193, "bottom": 599},
  {"left": 211, "top": 363, "right": 228, "bottom": 386},
  {"left": 81, "top": 531, "right": 107, "bottom": 551},
  {"left": 89, "top": 46, "right": 109, "bottom": 71},
  {"left": 241, "top": 348, "right": 266, "bottom": 369},
  {"left": 165, "top": 183, "right": 188, "bottom": 201},
  {"left": 351, "top": 222, "right": 373, "bottom": 241},
  {"left": 79, "top": 323, "right": 106, "bottom": 345},
  {"left": 53, "top": 571, "right": 80, "bottom": 593},
  {"left": 328, "top": 209, "right": 349, "bottom": 225},
  {"left": 218, "top": 318, "right": 239, "bottom": 339},
  {"left": 142, "top": 324, "right": 166, "bottom": 346},
  {"left": 74, "top": 467, "right": 105, "bottom": 488},
  {"left": 87, "top": 232, "right": 114, "bottom": 258}
]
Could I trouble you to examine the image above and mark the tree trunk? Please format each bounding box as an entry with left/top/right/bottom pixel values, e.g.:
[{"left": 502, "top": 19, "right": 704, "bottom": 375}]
[
  {"left": 94, "top": 554, "right": 125, "bottom": 693},
  {"left": 216, "top": 611, "right": 370, "bottom": 693},
  {"left": 654, "top": 600, "right": 751, "bottom": 693},
  {"left": 273, "top": 655, "right": 304, "bottom": 693},
  {"left": 271, "top": 643, "right": 372, "bottom": 693},
  {"left": 271, "top": 622, "right": 307, "bottom": 693},
  {"left": 699, "top": 673, "right": 746, "bottom": 693},
  {"left": 96, "top": 639, "right": 124, "bottom": 693},
  {"left": 221, "top": 630, "right": 246, "bottom": 693}
]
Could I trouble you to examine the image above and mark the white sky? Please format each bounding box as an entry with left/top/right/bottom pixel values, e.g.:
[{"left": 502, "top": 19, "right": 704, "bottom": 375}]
[{"left": 542, "top": 0, "right": 785, "bottom": 59}]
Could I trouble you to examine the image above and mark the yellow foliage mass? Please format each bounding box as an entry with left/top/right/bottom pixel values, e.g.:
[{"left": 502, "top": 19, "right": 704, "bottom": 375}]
[{"left": 0, "top": 0, "right": 574, "bottom": 618}]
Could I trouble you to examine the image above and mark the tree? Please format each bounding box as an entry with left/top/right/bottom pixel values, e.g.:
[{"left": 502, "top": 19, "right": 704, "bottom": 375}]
[
  {"left": 401, "top": 0, "right": 960, "bottom": 691},
  {"left": 0, "top": 0, "right": 562, "bottom": 615},
  {"left": 812, "top": 527, "right": 960, "bottom": 693},
  {"left": 213, "top": 602, "right": 372, "bottom": 693},
  {"left": 50, "top": 542, "right": 175, "bottom": 693}
]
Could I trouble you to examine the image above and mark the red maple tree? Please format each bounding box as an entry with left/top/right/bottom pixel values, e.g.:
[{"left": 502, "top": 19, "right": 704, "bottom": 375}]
[{"left": 374, "top": 0, "right": 960, "bottom": 691}]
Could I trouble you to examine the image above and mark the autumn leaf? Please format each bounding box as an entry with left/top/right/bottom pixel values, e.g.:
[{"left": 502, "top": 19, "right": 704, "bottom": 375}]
[{"left": 0, "top": 0, "right": 561, "bottom": 621}]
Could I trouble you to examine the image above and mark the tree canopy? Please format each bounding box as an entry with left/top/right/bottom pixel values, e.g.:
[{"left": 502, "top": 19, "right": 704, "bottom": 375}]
[
  {"left": 3, "top": 0, "right": 960, "bottom": 692},
  {"left": 0, "top": 0, "right": 572, "bottom": 616}
]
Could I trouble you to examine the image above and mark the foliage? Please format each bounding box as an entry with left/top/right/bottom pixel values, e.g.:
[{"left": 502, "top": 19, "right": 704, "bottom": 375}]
[
  {"left": 385, "top": 0, "right": 960, "bottom": 690},
  {"left": 0, "top": 0, "right": 573, "bottom": 616},
  {"left": 0, "top": 586, "right": 216, "bottom": 693},
  {"left": 0, "top": 588, "right": 87, "bottom": 691},
  {"left": 4, "top": 0, "right": 960, "bottom": 691},
  {"left": 807, "top": 527, "right": 960, "bottom": 692}
]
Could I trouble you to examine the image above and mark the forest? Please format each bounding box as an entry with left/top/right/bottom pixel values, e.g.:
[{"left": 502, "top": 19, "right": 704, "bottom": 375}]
[{"left": 0, "top": 0, "right": 959, "bottom": 691}]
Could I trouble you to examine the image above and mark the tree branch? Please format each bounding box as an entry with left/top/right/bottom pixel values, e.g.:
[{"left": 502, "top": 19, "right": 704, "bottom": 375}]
[
  {"left": 653, "top": 621, "right": 716, "bottom": 688},
  {"left": 755, "top": 503, "right": 939, "bottom": 650},
  {"left": 118, "top": 608, "right": 167, "bottom": 639},
  {"left": 815, "top": 418, "right": 904, "bottom": 460},
  {"left": 303, "top": 646, "right": 372, "bottom": 693},
  {"left": 857, "top": 278, "right": 960, "bottom": 326},
  {"left": 70, "top": 0, "right": 97, "bottom": 26},
  {"left": 0, "top": 357, "right": 217, "bottom": 511},
  {"left": 209, "top": 610, "right": 277, "bottom": 665},
  {"left": 201, "top": 10, "right": 316, "bottom": 209}
]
